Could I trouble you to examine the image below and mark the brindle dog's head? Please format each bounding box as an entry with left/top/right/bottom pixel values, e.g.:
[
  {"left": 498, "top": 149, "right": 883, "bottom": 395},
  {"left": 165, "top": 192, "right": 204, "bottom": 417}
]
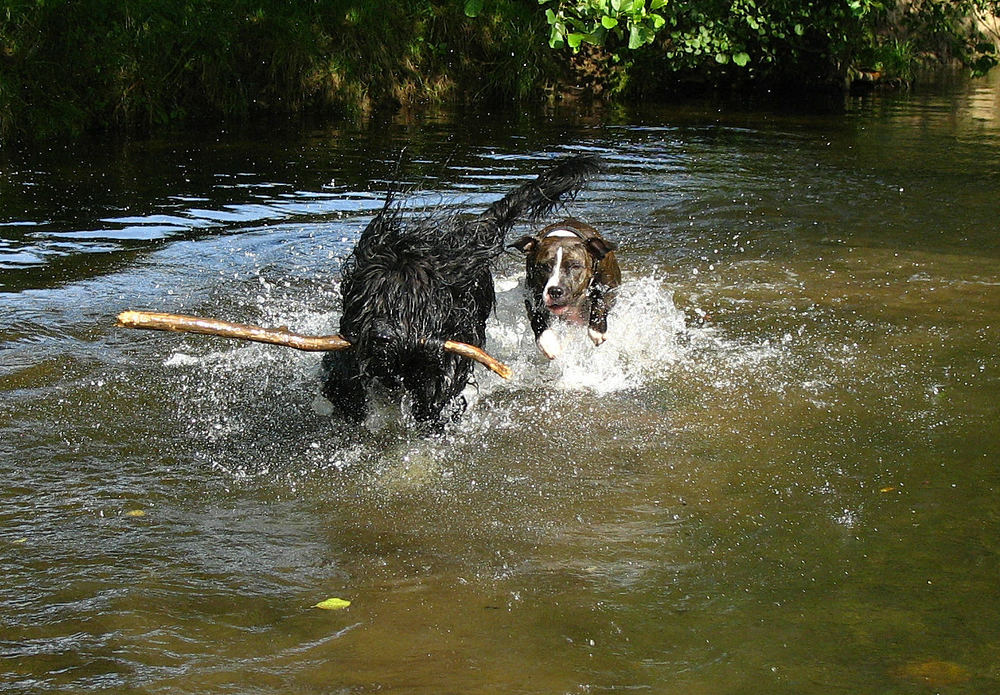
[
  {"left": 513, "top": 218, "right": 617, "bottom": 323},
  {"left": 512, "top": 218, "right": 621, "bottom": 359}
]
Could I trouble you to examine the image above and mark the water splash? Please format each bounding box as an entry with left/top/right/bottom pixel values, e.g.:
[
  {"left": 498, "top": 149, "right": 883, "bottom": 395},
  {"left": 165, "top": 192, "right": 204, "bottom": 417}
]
[
  {"left": 161, "top": 271, "right": 694, "bottom": 486},
  {"left": 485, "top": 272, "right": 689, "bottom": 395}
]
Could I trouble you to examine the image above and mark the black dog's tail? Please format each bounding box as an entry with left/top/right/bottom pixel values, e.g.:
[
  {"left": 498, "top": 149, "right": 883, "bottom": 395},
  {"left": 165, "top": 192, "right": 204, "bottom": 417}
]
[{"left": 466, "top": 154, "right": 604, "bottom": 251}]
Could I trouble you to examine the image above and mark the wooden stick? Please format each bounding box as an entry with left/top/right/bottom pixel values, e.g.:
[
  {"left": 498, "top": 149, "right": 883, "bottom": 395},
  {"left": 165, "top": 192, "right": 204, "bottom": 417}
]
[
  {"left": 441, "top": 340, "right": 513, "bottom": 380},
  {"left": 116, "top": 311, "right": 350, "bottom": 351},
  {"left": 116, "top": 310, "right": 512, "bottom": 379}
]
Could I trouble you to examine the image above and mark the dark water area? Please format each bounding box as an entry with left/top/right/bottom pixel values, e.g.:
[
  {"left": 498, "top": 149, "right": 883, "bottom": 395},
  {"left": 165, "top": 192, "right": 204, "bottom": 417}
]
[{"left": 2, "top": 74, "right": 1000, "bottom": 694}]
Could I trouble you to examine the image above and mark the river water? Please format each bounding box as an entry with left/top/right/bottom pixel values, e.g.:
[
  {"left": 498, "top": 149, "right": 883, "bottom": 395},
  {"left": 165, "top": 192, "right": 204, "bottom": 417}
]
[{"left": 2, "top": 74, "right": 999, "bottom": 694}]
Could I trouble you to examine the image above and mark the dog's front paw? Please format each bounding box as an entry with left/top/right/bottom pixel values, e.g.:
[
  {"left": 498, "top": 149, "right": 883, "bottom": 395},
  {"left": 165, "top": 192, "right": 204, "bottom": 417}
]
[
  {"left": 537, "top": 329, "right": 562, "bottom": 359},
  {"left": 588, "top": 328, "right": 608, "bottom": 346}
]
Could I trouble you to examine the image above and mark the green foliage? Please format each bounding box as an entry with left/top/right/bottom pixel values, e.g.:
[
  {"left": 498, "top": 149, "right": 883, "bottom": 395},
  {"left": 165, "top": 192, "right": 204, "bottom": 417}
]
[
  {"left": 0, "top": 1, "right": 434, "bottom": 138},
  {"left": 1, "top": 0, "right": 998, "bottom": 140},
  {"left": 539, "top": 0, "right": 667, "bottom": 52},
  {"left": 539, "top": 0, "right": 892, "bottom": 86},
  {"left": 895, "top": 0, "right": 1000, "bottom": 76},
  {"left": 537, "top": 0, "right": 999, "bottom": 90},
  {"left": 862, "top": 37, "right": 918, "bottom": 80},
  {"left": 0, "top": 0, "right": 559, "bottom": 140}
]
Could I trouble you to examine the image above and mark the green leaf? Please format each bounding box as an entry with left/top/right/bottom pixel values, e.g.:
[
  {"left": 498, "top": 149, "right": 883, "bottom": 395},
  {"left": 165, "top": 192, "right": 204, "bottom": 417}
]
[
  {"left": 314, "top": 597, "right": 351, "bottom": 610},
  {"left": 650, "top": 0, "right": 666, "bottom": 9},
  {"left": 794, "top": 23, "right": 804, "bottom": 36},
  {"left": 548, "top": 25, "right": 565, "bottom": 48},
  {"left": 733, "top": 51, "right": 750, "bottom": 67},
  {"left": 567, "top": 32, "right": 586, "bottom": 49},
  {"left": 602, "top": 15, "right": 619, "bottom": 29},
  {"left": 628, "top": 25, "right": 643, "bottom": 49},
  {"left": 545, "top": 8, "right": 557, "bottom": 24},
  {"left": 715, "top": 52, "right": 729, "bottom": 64},
  {"left": 464, "top": 0, "right": 484, "bottom": 18}
]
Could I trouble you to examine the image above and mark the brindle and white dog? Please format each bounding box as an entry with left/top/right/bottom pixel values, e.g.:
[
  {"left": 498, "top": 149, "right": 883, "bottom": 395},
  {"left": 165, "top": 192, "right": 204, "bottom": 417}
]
[{"left": 512, "top": 218, "right": 621, "bottom": 359}]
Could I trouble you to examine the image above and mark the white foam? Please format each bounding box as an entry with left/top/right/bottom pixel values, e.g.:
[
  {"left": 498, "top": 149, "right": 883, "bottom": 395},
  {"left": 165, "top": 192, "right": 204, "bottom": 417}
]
[
  {"left": 164, "top": 352, "right": 200, "bottom": 367},
  {"left": 485, "top": 272, "right": 688, "bottom": 395}
]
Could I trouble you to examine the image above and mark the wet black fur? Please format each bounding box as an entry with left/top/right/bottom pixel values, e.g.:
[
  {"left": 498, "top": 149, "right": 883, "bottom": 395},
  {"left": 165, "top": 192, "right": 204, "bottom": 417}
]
[{"left": 321, "top": 155, "right": 604, "bottom": 426}]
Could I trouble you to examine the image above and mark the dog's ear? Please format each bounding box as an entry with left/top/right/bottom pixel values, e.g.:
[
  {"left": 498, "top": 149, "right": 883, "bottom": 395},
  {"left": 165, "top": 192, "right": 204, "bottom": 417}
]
[
  {"left": 586, "top": 237, "right": 617, "bottom": 260},
  {"left": 509, "top": 235, "right": 537, "bottom": 254}
]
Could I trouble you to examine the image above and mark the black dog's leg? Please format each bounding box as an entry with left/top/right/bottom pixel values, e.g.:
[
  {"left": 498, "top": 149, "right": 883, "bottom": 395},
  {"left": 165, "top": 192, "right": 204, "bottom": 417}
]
[
  {"left": 404, "top": 353, "right": 468, "bottom": 428},
  {"left": 320, "top": 352, "right": 368, "bottom": 423},
  {"left": 410, "top": 394, "right": 466, "bottom": 431}
]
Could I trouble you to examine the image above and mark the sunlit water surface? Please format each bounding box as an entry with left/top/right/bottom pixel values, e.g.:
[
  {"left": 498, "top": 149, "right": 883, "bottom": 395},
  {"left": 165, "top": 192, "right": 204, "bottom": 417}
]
[{"left": 2, "top": 75, "right": 1000, "bottom": 694}]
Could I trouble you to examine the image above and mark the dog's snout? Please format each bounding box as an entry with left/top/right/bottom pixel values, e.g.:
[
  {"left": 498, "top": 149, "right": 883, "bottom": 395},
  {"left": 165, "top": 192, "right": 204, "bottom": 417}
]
[
  {"left": 369, "top": 322, "right": 397, "bottom": 347},
  {"left": 547, "top": 286, "right": 564, "bottom": 300}
]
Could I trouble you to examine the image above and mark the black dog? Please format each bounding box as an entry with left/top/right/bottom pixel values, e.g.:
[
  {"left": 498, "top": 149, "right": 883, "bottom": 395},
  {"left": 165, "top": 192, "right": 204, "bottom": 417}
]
[{"left": 321, "top": 155, "right": 603, "bottom": 426}]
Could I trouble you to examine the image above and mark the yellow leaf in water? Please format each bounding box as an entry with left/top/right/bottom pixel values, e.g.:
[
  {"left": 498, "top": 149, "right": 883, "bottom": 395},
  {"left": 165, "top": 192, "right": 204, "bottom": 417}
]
[
  {"left": 879, "top": 486, "right": 896, "bottom": 493},
  {"left": 314, "top": 597, "right": 351, "bottom": 610},
  {"left": 12, "top": 538, "right": 27, "bottom": 544},
  {"left": 125, "top": 509, "right": 146, "bottom": 517}
]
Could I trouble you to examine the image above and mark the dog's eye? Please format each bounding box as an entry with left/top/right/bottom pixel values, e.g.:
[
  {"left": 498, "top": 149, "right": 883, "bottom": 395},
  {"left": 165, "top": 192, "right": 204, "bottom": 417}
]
[{"left": 568, "top": 262, "right": 585, "bottom": 271}]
